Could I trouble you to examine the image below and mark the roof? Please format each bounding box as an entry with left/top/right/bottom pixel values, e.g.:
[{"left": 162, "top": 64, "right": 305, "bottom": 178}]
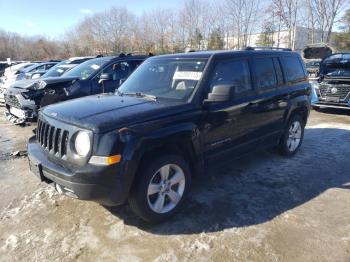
[{"left": 153, "top": 49, "right": 296, "bottom": 60}]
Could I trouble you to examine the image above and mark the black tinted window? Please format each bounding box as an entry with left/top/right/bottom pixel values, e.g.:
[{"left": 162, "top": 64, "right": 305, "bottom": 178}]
[
  {"left": 103, "top": 61, "right": 133, "bottom": 81},
  {"left": 254, "top": 58, "right": 277, "bottom": 89},
  {"left": 210, "top": 60, "right": 251, "bottom": 94},
  {"left": 282, "top": 56, "right": 305, "bottom": 82}
]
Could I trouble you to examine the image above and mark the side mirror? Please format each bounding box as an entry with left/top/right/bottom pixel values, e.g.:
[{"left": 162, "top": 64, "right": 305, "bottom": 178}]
[
  {"left": 98, "top": 73, "right": 112, "bottom": 84},
  {"left": 204, "top": 84, "right": 235, "bottom": 103}
]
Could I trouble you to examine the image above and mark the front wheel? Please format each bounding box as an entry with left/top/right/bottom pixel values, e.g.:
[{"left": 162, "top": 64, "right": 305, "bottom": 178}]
[
  {"left": 128, "top": 154, "right": 191, "bottom": 223},
  {"left": 278, "top": 115, "right": 305, "bottom": 156}
]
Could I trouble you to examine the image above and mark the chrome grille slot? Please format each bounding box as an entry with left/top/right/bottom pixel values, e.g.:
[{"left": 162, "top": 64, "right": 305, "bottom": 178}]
[
  {"left": 61, "top": 131, "right": 69, "bottom": 156},
  {"left": 54, "top": 128, "right": 61, "bottom": 154},
  {"left": 37, "top": 118, "right": 70, "bottom": 158},
  {"left": 48, "top": 126, "right": 54, "bottom": 151}
]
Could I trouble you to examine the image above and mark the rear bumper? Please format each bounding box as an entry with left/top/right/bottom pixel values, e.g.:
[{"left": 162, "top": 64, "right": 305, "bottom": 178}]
[{"left": 27, "top": 136, "right": 134, "bottom": 206}]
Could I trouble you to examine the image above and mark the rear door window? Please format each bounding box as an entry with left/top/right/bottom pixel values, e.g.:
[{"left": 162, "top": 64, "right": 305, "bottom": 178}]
[
  {"left": 209, "top": 59, "right": 252, "bottom": 96},
  {"left": 281, "top": 56, "right": 306, "bottom": 82},
  {"left": 253, "top": 57, "right": 277, "bottom": 90}
]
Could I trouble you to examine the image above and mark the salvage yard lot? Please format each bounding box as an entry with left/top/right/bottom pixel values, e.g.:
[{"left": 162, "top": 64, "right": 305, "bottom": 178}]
[{"left": 0, "top": 107, "right": 349, "bottom": 262}]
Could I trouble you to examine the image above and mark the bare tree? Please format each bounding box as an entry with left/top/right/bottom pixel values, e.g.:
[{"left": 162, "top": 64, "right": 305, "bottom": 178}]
[
  {"left": 306, "top": 0, "right": 347, "bottom": 43},
  {"left": 225, "top": 0, "right": 260, "bottom": 49},
  {"left": 272, "top": 0, "right": 300, "bottom": 49}
]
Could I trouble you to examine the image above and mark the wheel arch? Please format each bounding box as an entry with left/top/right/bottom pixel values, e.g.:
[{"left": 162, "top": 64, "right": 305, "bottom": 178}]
[
  {"left": 285, "top": 96, "right": 310, "bottom": 126},
  {"left": 122, "top": 123, "right": 202, "bottom": 193}
]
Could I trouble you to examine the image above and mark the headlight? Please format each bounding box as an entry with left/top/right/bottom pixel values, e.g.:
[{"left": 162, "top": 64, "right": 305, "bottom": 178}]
[
  {"left": 74, "top": 131, "right": 91, "bottom": 156},
  {"left": 35, "top": 80, "right": 47, "bottom": 90}
]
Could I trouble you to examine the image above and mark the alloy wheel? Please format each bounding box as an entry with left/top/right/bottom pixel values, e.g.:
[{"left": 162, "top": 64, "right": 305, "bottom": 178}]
[
  {"left": 147, "top": 164, "right": 186, "bottom": 214},
  {"left": 287, "top": 120, "right": 302, "bottom": 152}
]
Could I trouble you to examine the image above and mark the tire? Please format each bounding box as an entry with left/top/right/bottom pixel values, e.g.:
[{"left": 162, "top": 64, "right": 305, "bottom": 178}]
[
  {"left": 128, "top": 154, "right": 191, "bottom": 223},
  {"left": 278, "top": 114, "right": 305, "bottom": 156}
]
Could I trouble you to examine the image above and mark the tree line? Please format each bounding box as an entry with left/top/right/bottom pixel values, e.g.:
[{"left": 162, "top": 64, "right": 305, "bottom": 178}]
[{"left": 0, "top": 0, "right": 349, "bottom": 61}]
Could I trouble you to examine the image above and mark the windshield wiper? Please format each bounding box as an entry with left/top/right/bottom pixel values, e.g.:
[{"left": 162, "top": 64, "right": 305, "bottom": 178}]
[{"left": 119, "top": 91, "right": 157, "bottom": 101}]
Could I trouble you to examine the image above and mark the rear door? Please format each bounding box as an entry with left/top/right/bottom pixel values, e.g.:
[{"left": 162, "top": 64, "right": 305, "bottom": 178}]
[{"left": 249, "top": 56, "right": 288, "bottom": 143}]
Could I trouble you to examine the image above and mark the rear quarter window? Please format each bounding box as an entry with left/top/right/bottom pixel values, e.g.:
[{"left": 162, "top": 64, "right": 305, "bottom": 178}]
[{"left": 281, "top": 56, "right": 306, "bottom": 82}]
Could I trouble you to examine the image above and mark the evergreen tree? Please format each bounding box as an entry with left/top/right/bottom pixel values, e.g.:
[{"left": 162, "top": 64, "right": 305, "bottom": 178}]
[{"left": 207, "top": 28, "right": 224, "bottom": 50}]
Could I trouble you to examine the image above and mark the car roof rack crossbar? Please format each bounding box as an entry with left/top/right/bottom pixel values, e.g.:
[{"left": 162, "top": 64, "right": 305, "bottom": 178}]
[{"left": 245, "top": 46, "right": 292, "bottom": 51}]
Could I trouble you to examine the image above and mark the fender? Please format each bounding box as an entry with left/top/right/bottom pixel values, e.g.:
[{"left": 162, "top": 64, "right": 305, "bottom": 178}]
[
  {"left": 115, "top": 121, "right": 203, "bottom": 195},
  {"left": 284, "top": 85, "right": 311, "bottom": 126},
  {"left": 123, "top": 122, "right": 202, "bottom": 164}
]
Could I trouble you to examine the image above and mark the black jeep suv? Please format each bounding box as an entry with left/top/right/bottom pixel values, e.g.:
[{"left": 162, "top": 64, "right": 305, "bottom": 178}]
[{"left": 27, "top": 49, "right": 311, "bottom": 223}]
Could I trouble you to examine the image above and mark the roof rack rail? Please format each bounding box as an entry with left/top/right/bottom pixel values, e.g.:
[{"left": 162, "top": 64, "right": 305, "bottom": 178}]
[
  {"left": 245, "top": 46, "right": 292, "bottom": 51},
  {"left": 125, "top": 52, "right": 154, "bottom": 57}
]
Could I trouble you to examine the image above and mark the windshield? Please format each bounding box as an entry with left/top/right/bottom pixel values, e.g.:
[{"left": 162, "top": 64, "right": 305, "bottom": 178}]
[
  {"left": 118, "top": 58, "right": 207, "bottom": 101},
  {"left": 63, "top": 57, "right": 110, "bottom": 80},
  {"left": 22, "top": 63, "right": 39, "bottom": 73},
  {"left": 42, "top": 61, "right": 74, "bottom": 78},
  {"left": 323, "top": 54, "right": 350, "bottom": 77}
]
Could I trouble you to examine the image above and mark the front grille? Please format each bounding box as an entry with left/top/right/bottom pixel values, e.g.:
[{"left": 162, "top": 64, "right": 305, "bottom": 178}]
[
  {"left": 37, "top": 118, "right": 69, "bottom": 157},
  {"left": 319, "top": 83, "right": 350, "bottom": 99},
  {"left": 4, "top": 94, "right": 21, "bottom": 108}
]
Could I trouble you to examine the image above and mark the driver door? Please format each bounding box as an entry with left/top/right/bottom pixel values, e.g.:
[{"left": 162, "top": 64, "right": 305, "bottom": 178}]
[{"left": 203, "top": 58, "right": 261, "bottom": 158}]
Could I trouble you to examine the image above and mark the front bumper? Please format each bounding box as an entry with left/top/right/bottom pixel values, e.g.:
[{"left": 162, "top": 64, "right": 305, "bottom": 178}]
[
  {"left": 4, "top": 92, "right": 38, "bottom": 124},
  {"left": 0, "top": 86, "right": 5, "bottom": 105},
  {"left": 313, "top": 100, "right": 350, "bottom": 110},
  {"left": 27, "top": 136, "right": 134, "bottom": 206}
]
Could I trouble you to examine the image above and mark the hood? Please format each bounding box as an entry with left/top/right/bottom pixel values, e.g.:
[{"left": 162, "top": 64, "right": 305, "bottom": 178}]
[
  {"left": 320, "top": 53, "right": 350, "bottom": 79},
  {"left": 42, "top": 94, "right": 192, "bottom": 133},
  {"left": 41, "top": 76, "right": 79, "bottom": 85},
  {"left": 10, "top": 79, "right": 37, "bottom": 89},
  {"left": 302, "top": 43, "right": 334, "bottom": 61}
]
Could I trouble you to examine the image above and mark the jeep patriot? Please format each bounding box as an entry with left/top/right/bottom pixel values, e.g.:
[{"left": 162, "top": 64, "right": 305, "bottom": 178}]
[{"left": 28, "top": 49, "right": 311, "bottom": 223}]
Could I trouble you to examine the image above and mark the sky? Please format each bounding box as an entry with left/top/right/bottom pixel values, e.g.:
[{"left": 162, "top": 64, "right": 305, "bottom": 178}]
[{"left": 0, "top": 0, "right": 180, "bottom": 39}]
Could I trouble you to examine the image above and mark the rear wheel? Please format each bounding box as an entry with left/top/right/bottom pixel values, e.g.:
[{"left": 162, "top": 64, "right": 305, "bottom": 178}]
[
  {"left": 128, "top": 154, "right": 191, "bottom": 223},
  {"left": 278, "top": 114, "right": 305, "bottom": 156}
]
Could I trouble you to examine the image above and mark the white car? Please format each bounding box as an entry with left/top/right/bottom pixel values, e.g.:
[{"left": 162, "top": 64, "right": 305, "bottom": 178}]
[{"left": 0, "top": 62, "right": 35, "bottom": 104}]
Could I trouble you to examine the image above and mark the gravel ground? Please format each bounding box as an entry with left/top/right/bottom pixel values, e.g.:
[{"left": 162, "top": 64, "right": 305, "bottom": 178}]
[{"left": 0, "top": 107, "right": 349, "bottom": 262}]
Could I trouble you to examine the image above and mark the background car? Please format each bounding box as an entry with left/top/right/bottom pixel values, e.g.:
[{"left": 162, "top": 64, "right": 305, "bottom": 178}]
[
  {"left": 302, "top": 43, "right": 334, "bottom": 81},
  {"left": 4, "top": 53, "right": 149, "bottom": 124},
  {"left": 0, "top": 62, "right": 36, "bottom": 104},
  {"left": 23, "top": 61, "right": 61, "bottom": 80},
  {"left": 312, "top": 53, "right": 350, "bottom": 110}
]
